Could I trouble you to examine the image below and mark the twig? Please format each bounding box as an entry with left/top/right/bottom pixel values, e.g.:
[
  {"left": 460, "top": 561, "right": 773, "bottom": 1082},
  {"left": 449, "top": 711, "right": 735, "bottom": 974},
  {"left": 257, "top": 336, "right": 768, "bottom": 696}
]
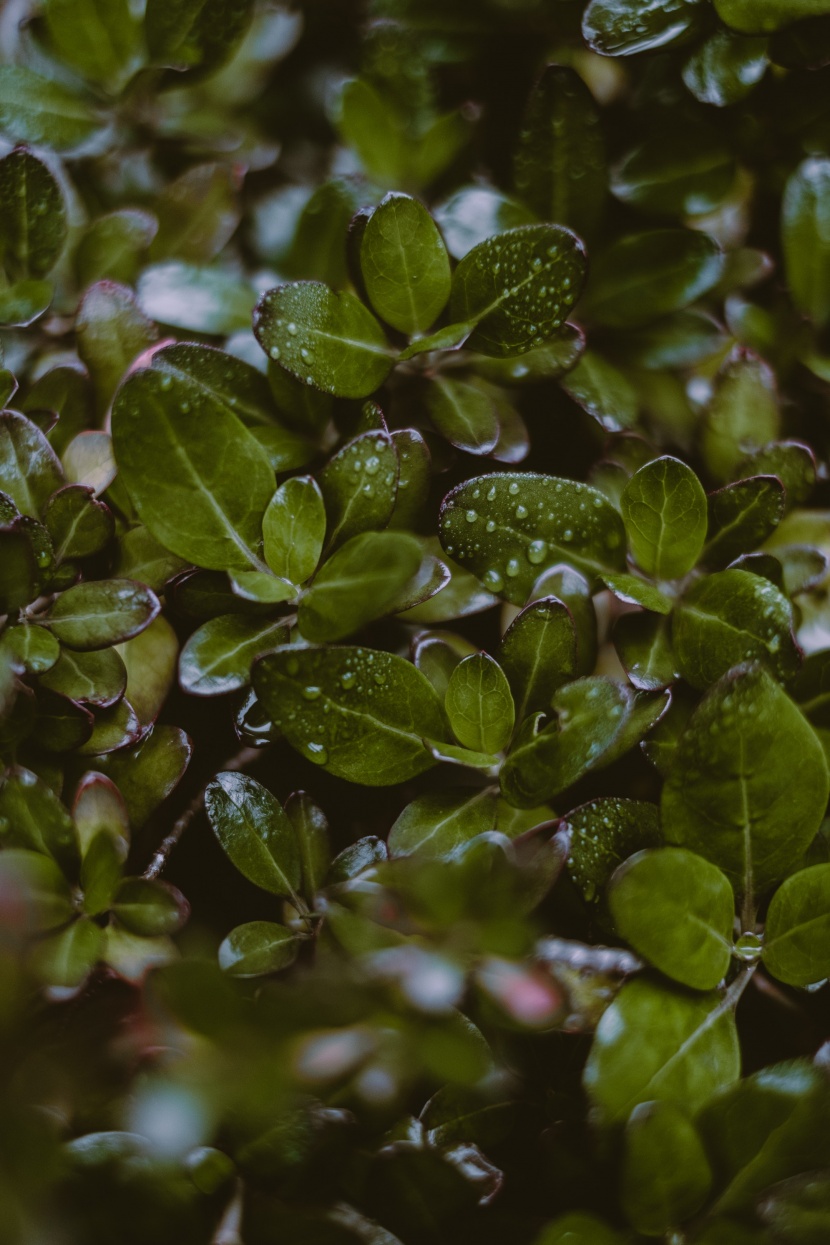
[{"left": 143, "top": 745, "right": 263, "bottom": 880}]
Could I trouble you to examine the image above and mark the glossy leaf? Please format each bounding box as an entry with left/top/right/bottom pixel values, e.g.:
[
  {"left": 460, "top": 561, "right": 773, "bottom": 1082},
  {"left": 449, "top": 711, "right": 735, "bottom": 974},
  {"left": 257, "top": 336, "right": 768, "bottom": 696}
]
[
  {"left": 424, "top": 377, "right": 501, "bottom": 456},
  {"left": 621, "top": 456, "right": 707, "bottom": 580},
  {"left": 566, "top": 797, "right": 662, "bottom": 906},
  {"left": 439, "top": 473, "right": 626, "bottom": 606},
  {"left": 360, "top": 192, "right": 450, "bottom": 335},
  {"left": 583, "top": 0, "right": 707, "bottom": 55},
  {"left": 498, "top": 597, "right": 578, "bottom": 720},
  {"left": 612, "top": 123, "right": 735, "bottom": 219},
  {"left": 672, "top": 569, "right": 800, "bottom": 690},
  {"left": 253, "top": 282, "right": 393, "bottom": 399},
  {"left": 218, "top": 921, "right": 300, "bottom": 978},
  {"left": 263, "top": 476, "right": 325, "bottom": 584},
  {"left": 76, "top": 282, "right": 158, "bottom": 418},
  {"left": 45, "top": 580, "right": 160, "bottom": 651},
  {"left": 298, "top": 531, "right": 422, "bottom": 642},
  {"left": 583, "top": 978, "right": 740, "bottom": 1125},
  {"left": 702, "top": 476, "right": 786, "bottom": 567},
  {"left": 44, "top": 0, "right": 142, "bottom": 90},
  {"left": 318, "top": 429, "right": 398, "bottom": 550},
  {"left": 783, "top": 156, "right": 830, "bottom": 328},
  {"left": 560, "top": 351, "right": 638, "bottom": 434},
  {"left": 683, "top": 30, "right": 769, "bottom": 106},
  {"left": 0, "top": 412, "right": 64, "bottom": 517},
  {"left": 449, "top": 225, "right": 587, "bottom": 358},
  {"left": 253, "top": 645, "right": 450, "bottom": 784},
  {"left": 702, "top": 349, "right": 780, "bottom": 483},
  {"left": 179, "top": 615, "right": 288, "bottom": 697},
  {"left": 764, "top": 864, "right": 830, "bottom": 986},
  {"left": 609, "top": 848, "right": 734, "bottom": 989},
  {"left": 96, "top": 725, "right": 191, "bottom": 827},
  {"left": 44, "top": 486, "right": 114, "bottom": 561},
  {"left": 445, "top": 653, "right": 514, "bottom": 754},
  {"left": 205, "top": 772, "right": 302, "bottom": 899},
  {"left": 662, "top": 663, "right": 829, "bottom": 892},
  {"left": 0, "top": 146, "right": 66, "bottom": 279},
  {"left": 145, "top": 0, "right": 254, "bottom": 75},
  {"left": 582, "top": 229, "right": 723, "bottom": 329},
  {"left": 0, "top": 67, "right": 100, "bottom": 151},
  {"left": 615, "top": 611, "right": 678, "bottom": 691},
  {"left": 112, "top": 878, "right": 188, "bottom": 937},
  {"left": 39, "top": 646, "right": 127, "bottom": 707},
  {"left": 285, "top": 791, "right": 331, "bottom": 901},
  {"left": 621, "top": 1101, "right": 713, "bottom": 1235}
]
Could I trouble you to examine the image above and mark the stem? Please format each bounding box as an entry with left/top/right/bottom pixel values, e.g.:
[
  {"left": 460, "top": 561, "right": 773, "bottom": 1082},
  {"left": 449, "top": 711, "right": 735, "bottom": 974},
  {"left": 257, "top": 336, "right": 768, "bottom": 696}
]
[{"left": 143, "top": 744, "right": 263, "bottom": 880}]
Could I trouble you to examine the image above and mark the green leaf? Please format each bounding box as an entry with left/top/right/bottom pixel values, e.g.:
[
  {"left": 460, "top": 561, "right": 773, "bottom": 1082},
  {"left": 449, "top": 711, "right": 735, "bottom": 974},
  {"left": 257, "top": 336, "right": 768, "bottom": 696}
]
[
  {"left": 0, "top": 147, "right": 66, "bottom": 279},
  {"left": 388, "top": 429, "right": 431, "bottom": 530},
  {"left": 45, "top": 579, "right": 160, "bottom": 651},
  {"left": 76, "top": 281, "right": 158, "bottom": 418},
  {"left": 532, "top": 563, "right": 598, "bottom": 675},
  {"left": 0, "top": 67, "right": 100, "bottom": 151},
  {"left": 683, "top": 30, "right": 769, "bottom": 107},
  {"left": 475, "top": 324, "right": 585, "bottom": 385},
  {"left": 449, "top": 225, "right": 587, "bottom": 358},
  {"left": 285, "top": 791, "right": 331, "bottom": 901},
  {"left": 702, "top": 349, "right": 780, "bottom": 483},
  {"left": 0, "top": 412, "right": 64, "bottom": 517},
  {"left": 253, "top": 282, "right": 393, "bottom": 399},
  {"left": 0, "top": 849, "right": 74, "bottom": 933},
  {"left": 601, "top": 572, "right": 673, "bottom": 615},
  {"left": 439, "top": 473, "right": 626, "bottom": 606},
  {"left": 533, "top": 1214, "right": 625, "bottom": 1245},
  {"left": 96, "top": 725, "right": 191, "bottom": 827},
  {"left": 716, "top": 0, "right": 830, "bottom": 34},
  {"left": 388, "top": 788, "right": 500, "bottom": 860},
  {"left": 583, "top": 978, "right": 740, "bottom": 1125},
  {"left": 360, "top": 192, "right": 450, "bottom": 335},
  {"left": 204, "top": 772, "right": 302, "bottom": 899},
  {"left": 229, "top": 570, "right": 294, "bottom": 604},
  {"left": 31, "top": 918, "right": 104, "bottom": 989},
  {"left": 615, "top": 611, "right": 678, "bottom": 690},
  {"left": 0, "top": 278, "right": 53, "bottom": 327},
  {"left": 759, "top": 1171, "right": 830, "bottom": 1243},
  {"left": 609, "top": 848, "right": 734, "bottom": 989},
  {"left": 149, "top": 164, "right": 240, "bottom": 264},
  {"left": 252, "top": 645, "right": 450, "bottom": 785},
  {"left": 218, "top": 921, "right": 300, "bottom": 978},
  {"left": 423, "top": 377, "right": 501, "bottom": 456},
  {"left": 763, "top": 864, "right": 830, "bottom": 986},
  {"left": 611, "top": 122, "right": 735, "bottom": 218},
  {"left": 116, "top": 613, "right": 178, "bottom": 727},
  {"left": 621, "top": 1102, "right": 713, "bottom": 1235},
  {"left": 783, "top": 157, "right": 830, "bottom": 328},
  {"left": 566, "top": 797, "right": 662, "bottom": 906},
  {"left": 137, "top": 263, "right": 254, "bottom": 335},
  {"left": 434, "top": 186, "right": 536, "bottom": 261},
  {"left": 0, "top": 622, "right": 60, "bottom": 674},
  {"left": 662, "top": 663, "right": 829, "bottom": 893},
  {"left": 75, "top": 209, "right": 158, "bottom": 287},
  {"left": 619, "top": 309, "right": 727, "bottom": 369},
  {"left": 445, "top": 653, "right": 514, "bottom": 755},
  {"left": 179, "top": 615, "right": 288, "bottom": 696},
  {"left": 146, "top": 0, "right": 253, "bottom": 75},
  {"left": 0, "top": 766, "right": 79, "bottom": 874},
  {"left": 737, "top": 441, "right": 816, "bottom": 507},
  {"left": 621, "top": 456, "right": 707, "bottom": 579},
  {"left": 582, "top": 229, "right": 723, "bottom": 329},
  {"left": 112, "top": 365, "right": 275, "bottom": 571},
  {"left": 513, "top": 65, "right": 605, "bottom": 237},
  {"left": 39, "top": 646, "right": 127, "bottom": 707},
  {"left": 112, "top": 878, "right": 188, "bottom": 937},
  {"left": 702, "top": 476, "right": 786, "bottom": 568},
  {"left": 560, "top": 350, "right": 638, "bottom": 433},
  {"left": 0, "top": 528, "right": 37, "bottom": 612},
  {"left": 583, "top": 0, "right": 707, "bottom": 55},
  {"left": 498, "top": 596, "right": 578, "bottom": 719},
  {"left": 318, "top": 429, "right": 399, "bottom": 550},
  {"left": 44, "top": 486, "right": 114, "bottom": 561},
  {"left": 45, "top": 0, "right": 142, "bottom": 91},
  {"left": 299, "top": 531, "right": 422, "bottom": 642},
  {"left": 672, "top": 569, "right": 800, "bottom": 690},
  {"left": 261, "top": 476, "right": 325, "bottom": 585}
]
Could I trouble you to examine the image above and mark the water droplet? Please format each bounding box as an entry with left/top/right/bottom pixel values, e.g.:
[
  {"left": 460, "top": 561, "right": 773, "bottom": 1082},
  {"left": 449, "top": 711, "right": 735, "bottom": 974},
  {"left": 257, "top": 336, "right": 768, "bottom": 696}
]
[
  {"left": 733, "top": 932, "right": 763, "bottom": 964},
  {"left": 486, "top": 519, "right": 496, "bottom": 532},
  {"left": 341, "top": 670, "right": 357, "bottom": 690},
  {"left": 527, "top": 539, "right": 548, "bottom": 564},
  {"left": 466, "top": 509, "right": 478, "bottom": 524},
  {"left": 487, "top": 486, "right": 497, "bottom": 502},
  {"left": 287, "top": 322, "right": 298, "bottom": 336},
  {"left": 508, "top": 482, "right": 520, "bottom": 496},
  {"left": 160, "top": 374, "right": 172, "bottom": 390},
  {"left": 302, "top": 685, "right": 322, "bottom": 700},
  {"left": 483, "top": 569, "right": 504, "bottom": 592},
  {"left": 506, "top": 557, "right": 521, "bottom": 578},
  {"left": 563, "top": 529, "right": 573, "bottom": 542},
  {"left": 306, "top": 742, "right": 328, "bottom": 764},
  {"left": 269, "top": 346, "right": 281, "bottom": 360},
  {"left": 515, "top": 503, "right": 528, "bottom": 520},
  {"left": 365, "top": 456, "right": 380, "bottom": 475}
]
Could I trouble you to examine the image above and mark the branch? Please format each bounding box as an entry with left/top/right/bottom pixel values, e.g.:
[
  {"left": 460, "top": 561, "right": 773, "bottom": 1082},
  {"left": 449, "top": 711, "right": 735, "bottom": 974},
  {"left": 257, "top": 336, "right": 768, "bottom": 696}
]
[{"left": 143, "top": 745, "right": 263, "bottom": 880}]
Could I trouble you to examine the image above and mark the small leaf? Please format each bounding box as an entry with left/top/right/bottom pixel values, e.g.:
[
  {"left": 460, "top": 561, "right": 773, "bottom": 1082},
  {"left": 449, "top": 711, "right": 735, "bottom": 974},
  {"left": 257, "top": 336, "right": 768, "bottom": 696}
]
[
  {"left": 424, "top": 377, "right": 501, "bottom": 456},
  {"left": 30, "top": 918, "right": 103, "bottom": 989},
  {"left": 0, "top": 412, "right": 64, "bottom": 517},
  {"left": 0, "top": 623, "right": 60, "bottom": 675},
  {"left": 0, "top": 278, "right": 53, "bottom": 327},
  {"left": 0, "top": 146, "right": 67, "bottom": 279},
  {"left": 229, "top": 570, "right": 294, "bottom": 604},
  {"left": 600, "top": 572, "right": 674, "bottom": 614},
  {"left": 702, "top": 476, "right": 786, "bottom": 567},
  {"left": 609, "top": 848, "right": 734, "bottom": 989},
  {"left": 218, "top": 921, "right": 300, "bottom": 978},
  {"left": 44, "top": 486, "right": 114, "bottom": 561},
  {"left": 253, "top": 282, "right": 393, "bottom": 399},
  {"left": 764, "top": 864, "right": 830, "bottom": 987},
  {"left": 46, "top": 579, "right": 160, "bottom": 651},
  {"left": 116, "top": 614, "right": 179, "bottom": 726},
  {"left": 299, "top": 531, "right": 422, "bottom": 642},
  {"left": 285, "top": 791, "right": 331, "bottom": 901},
  {"left": 615, "top": 611, "right": 678, "bottom": 690},
  {"left": 582, "top": 0, "right": 707, "bottom": 55},
  {"left": 672, "top": 568, "right": 800, "bottom": 690},
  {"left": 146, "top": 0, "right": 254, "bottom": 77},
  {"left": 318, "top": 428, "right": 399, "bottom": 550},
  {"left": 621, "top": 456, "right": 707, "bottom": 579},
  {"left": 253, "top": 645, "right": 450, "bottom": 785},
  {"left": 566, "top": 797, "right": 662, "bottom": 906},
  {"left": 737, "top": 441, "right": 816, "bottom": 507},
  {"left": 583, "top": 978, "right": 740, "bottom": 1125},
  {"left": 560, "top": 351, "right": 638, "bottom": 433},
  {"left": 449, "top": 225, "right": 587, "bottom": 357},
  {"left": 179, "top": 615, "right": 288, "bottom": 696},
  {"left": 204, "top": 772, "right": 302, "bottom": 899},
  {"left": 0, "top": 67, "right": 100, "bottom": 151},
  {"left": 76, "top": 281, "right": 158, "bottom": 419},
  {"left": 112, "top": 365, "right": 275, "bottom": 572},
  {"left": 498, "top": 596, "right": 578, "bottom": 719},
  {"left": 445, "top": 653, "right": 515, "bottom": 755},
  {"left": 112, "top": 878, "right": 189, "bottom": 937},
  {"left": 439, "top": 473, "right": 626, "bottom": 606},
  {"left": 582, "top": 229, "right": 723, "bottom": 329},
  {"left": 149, "top": 164, "right": 241, "bottom": 264},
  {"left": 262, "top": 476, "right": 325, "bottom": 584},
  {"left": 360, "top": 192, "right": 451, "bottom": 335},
  {"left": 662, "top": 663, "right": 829, "bottom": 893},
  {"left": 702, "top": 348, "right": 780, "bottom": 483},
  {"left": 475, "top": 323, "right": 585, "bottom": 385},
  {"left": 783, "top": 156, "right": 830, "bottom": 328},
  {"left": 0, "top": 766, "right": 79, "bottom": 874},
  {"left": 683, "top": 30, "right": 769, "bottom": 107},
  {"left": 621, "top": 1102, "right": 713, "bottom": 1236},
  {"left": 388, "top": 788, "right": 499, "bottom": 860},
  {"left": 75, "top": 209, "right": 158, "bottom": 287},
  {"left": 611, "top": 122, "right": 735, "bottom": 218},
  {"left": 40, "top": 646, "right": 127, "bottom": 707}
]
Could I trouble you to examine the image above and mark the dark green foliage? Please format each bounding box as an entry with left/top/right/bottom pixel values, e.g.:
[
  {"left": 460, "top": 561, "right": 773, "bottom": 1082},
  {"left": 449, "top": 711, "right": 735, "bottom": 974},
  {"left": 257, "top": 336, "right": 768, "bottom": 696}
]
[{"left": 2, "top": 1, "right": 830, "bottom": 1242}]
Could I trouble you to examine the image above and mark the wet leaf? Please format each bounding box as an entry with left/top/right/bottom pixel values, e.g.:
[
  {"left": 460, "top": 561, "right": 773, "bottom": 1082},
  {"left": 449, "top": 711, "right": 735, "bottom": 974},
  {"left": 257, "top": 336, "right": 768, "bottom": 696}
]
[{"left": 205, "top": 772, "right": 302, "bottom": 899}]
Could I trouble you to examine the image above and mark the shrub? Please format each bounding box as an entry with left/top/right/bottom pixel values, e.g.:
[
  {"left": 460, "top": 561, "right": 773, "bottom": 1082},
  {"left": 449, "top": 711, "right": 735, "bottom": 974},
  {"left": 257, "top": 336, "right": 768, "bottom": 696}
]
[{"left": 2, "top": 0, "right": 830, "bottom": 1241}]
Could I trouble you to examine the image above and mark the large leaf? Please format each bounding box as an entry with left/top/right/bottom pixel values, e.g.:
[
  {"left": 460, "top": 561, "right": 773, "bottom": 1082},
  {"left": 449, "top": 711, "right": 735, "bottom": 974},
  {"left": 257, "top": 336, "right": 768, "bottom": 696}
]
[
  {"left": 298, "top": 531, "right": 422, "bottom": 642},
  {"left": 204, "top": 772, "right": 302, "bottom": 899},
  {"left": 513, "top": 65, "right": 605, "bottom": 237},
  {"left": 621, "top": 456, "right": 707, "bottom": 579},
  {"left": 672, "top": 568, "right": 800, "bottom": 690},
  {"left": 582, "top": 229, "right": 723, "bottom": 328},
  {"left": 449, "top": 225, "right": 587, "bottom": 358},
  {"left": 360, "top": 192, "right": 451, "bottom": 335},
  {"left": 609, "top": 848, "right": 734, "bottom": 990},
  {"left": 112, "top": 365, "right": 275, "bottom": 571},
  {"left": 0, "top": 67, "right": 100, "bottom": 151},
  {"left": 763, "top": 865, "right": 830, "bottom": 986},
  {"left": 439, "top": 473, "right": 625, "bottom": 606},
  {"left": 253, "top": 282, "right": 394, "bottom": 399},
  {"left": 0, "top": 146, "right": 67, "bottom": 279},
  {"left": 252, "top": 645, "right": 451, "bottom": 784},
  {"left": 661, "top": 663, "right": 829, "bottom": 894},
  {"left": 583, "top": 978, "right": 740, "bottom": 1125},
  {"left": 45, "top": 579, "right": 160, "bottom": 651}
]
